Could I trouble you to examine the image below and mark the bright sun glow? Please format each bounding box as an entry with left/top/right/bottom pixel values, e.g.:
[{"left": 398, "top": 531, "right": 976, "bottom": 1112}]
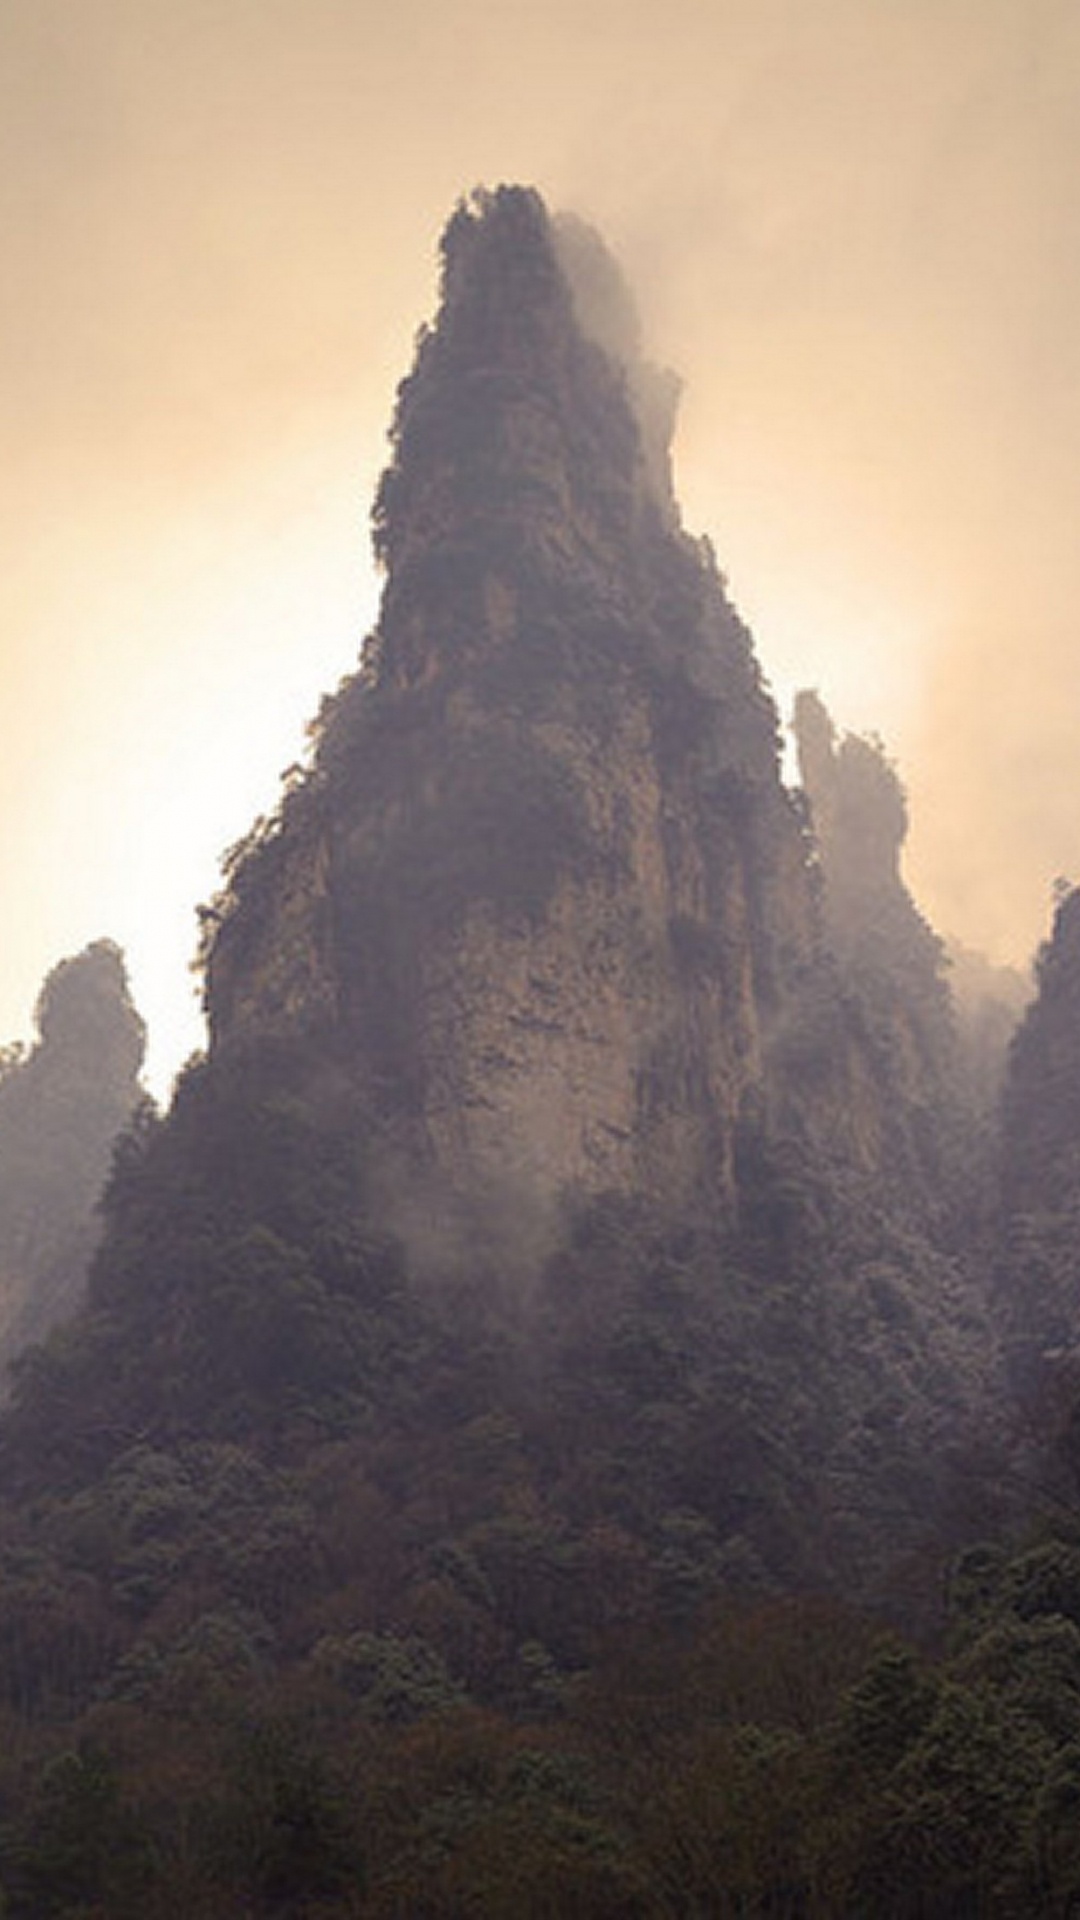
[{"left": 14, "top": 431, "right": 383, "bottom": 1102}]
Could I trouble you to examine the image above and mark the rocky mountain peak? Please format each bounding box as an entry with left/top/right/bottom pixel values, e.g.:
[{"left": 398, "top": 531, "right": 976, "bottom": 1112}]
[
  {"left": 204, "top": 187, "right": 829, "bottom": 1222},
  {"left": 369, "top": 186, "right": 685, "bottom": 695},
  {"left": 204, "top": 189, "right": 970, "bottom": 1240},
  {"left": 0, "top": 190, "right": 1010, "bottom": 1641},
  {"left": 33, "top": 939, "right": 146, "bottom": 1089}
]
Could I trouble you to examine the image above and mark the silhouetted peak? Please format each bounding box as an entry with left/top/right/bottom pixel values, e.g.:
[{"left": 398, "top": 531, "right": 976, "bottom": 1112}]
[
  {"left": 34, "top": 940, "right": 146, "bottom": 1087},
  {"left": 436, "top": 185, "right": 567, "bottom": 368},
  {"left": 793, "top": 689, "right": 906, "bottom": 885},
  {"left": 370, "top": 186, "right": 677, "bottom": 642}
]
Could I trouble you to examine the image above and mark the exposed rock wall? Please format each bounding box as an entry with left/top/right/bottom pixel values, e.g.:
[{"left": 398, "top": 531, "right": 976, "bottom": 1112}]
[
  {"left": 206, "top": 189, "right": 949, "bottom": 1234},
  {"left": 0, "top": 189, "right": 1010, "bottom": 1600}
]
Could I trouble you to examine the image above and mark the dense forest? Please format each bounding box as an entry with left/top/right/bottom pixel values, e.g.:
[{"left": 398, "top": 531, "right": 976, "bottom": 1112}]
[{"left": 0, "top": 187, "right": 1076, "bottom": 1916}]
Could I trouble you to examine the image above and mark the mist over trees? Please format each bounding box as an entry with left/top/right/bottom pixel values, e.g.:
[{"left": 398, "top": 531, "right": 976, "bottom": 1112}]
[{"left": 0, "top": 188, "right": 1074, "bottom": 1915}]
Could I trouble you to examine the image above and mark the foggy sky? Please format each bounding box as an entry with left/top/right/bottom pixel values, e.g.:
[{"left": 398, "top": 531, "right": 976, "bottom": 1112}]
[{"left": 2, "top": 0, "right": 1079, "bottom": 1091}]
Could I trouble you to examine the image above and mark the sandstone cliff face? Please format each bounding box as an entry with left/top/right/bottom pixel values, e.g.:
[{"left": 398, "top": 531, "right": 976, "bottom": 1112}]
[
  {"left": 205, "top": 190, "right": 933, "bottom": 1229},
  {"left": 0, "top": 941, "right": 145, "bottom": 1362}
]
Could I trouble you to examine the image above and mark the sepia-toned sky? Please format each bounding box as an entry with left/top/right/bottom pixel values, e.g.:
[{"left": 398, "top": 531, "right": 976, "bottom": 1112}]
[{"left": 2, "top": 0, "right": 1078, "bottom": 1093}]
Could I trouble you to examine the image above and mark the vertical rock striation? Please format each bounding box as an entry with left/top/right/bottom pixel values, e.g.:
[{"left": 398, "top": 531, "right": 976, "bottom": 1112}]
[
  {"left": 206, "top": 188, "right": 890, "bottom": 1229},
  {"left": 0, "top": 189, "right": 1009, "bottom": 1596}
]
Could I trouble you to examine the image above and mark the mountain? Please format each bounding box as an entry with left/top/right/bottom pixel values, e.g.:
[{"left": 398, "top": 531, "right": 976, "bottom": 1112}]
[
  {"left": 0, "top": 187, "right": 1004, "bottom": 1577},
  {"left": 205, "top": 190, "right": 948, "bottom": 1232},
  {"left": 0, "top": 941, "right": 145, "bottom": 1364},
  {"left": 206, "top": 185, "right": 819, "bottom": 1227},
  {"left": 0, "top": 183, "right": 1050, "bottom": 1917}
]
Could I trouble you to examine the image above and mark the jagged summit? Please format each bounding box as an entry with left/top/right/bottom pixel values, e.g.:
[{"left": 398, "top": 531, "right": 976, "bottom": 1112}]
[
  {"left": 33, "top": 940, "right": 146, "bottom": 1087},
  {"left": 200, "top": 187, "right": 980, "bottom": 1235},
  {"left": 206, "top": 184, "right": 829, "bottom": 1221},
  {"left": 373, "top": 188, "right": 676, "bottom": 605},
  {"left": 368, "top": 186, "right": 705, "bottom": 702}
]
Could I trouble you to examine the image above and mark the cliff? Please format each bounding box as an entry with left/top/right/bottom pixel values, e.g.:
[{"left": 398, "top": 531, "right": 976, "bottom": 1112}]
[
  {"left": 205, "top": 189, "right": 916, "bottom": 1233},
  {"left": 0, "top": 189, "right": 1006, "bottom": 1607},
  {"left": 0, "top": 941, "right": 145, "bottom": 1363},
  {"left": 0, "top": 183, "right": 1057, "bottom": 1919}
]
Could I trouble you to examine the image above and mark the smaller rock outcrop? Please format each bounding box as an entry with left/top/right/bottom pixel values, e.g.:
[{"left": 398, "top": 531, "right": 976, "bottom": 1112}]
[
  {"left": 996, "top": 890, "right": 1080, "bottom": 1371},
  {"left": 792, "top": 689, "right": 955, "bottom": 1184},
  {"left": 0, "top": 941, "right": 146, "bottom": 1365}
]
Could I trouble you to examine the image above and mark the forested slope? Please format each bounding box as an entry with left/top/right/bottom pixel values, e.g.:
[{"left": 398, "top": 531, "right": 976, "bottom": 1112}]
[{"left": 0, "top": 188, "right": 1070, "bottom": 1917}]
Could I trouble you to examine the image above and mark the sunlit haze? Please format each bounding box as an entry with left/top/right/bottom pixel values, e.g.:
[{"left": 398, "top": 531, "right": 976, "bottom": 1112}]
[{"left": 3, "top": 0, "right": 1078, "bottom": 1096}]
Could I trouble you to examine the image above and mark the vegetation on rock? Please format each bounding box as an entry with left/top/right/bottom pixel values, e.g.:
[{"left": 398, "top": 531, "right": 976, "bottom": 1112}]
[{"left": 0, "top": 187, "right": 1074, "bottom": 1914}]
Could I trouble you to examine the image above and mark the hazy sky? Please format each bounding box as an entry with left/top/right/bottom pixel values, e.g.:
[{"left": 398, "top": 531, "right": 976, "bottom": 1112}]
[{"left": 2, "top": 0, "right": 1078, "bottom": 1092}]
